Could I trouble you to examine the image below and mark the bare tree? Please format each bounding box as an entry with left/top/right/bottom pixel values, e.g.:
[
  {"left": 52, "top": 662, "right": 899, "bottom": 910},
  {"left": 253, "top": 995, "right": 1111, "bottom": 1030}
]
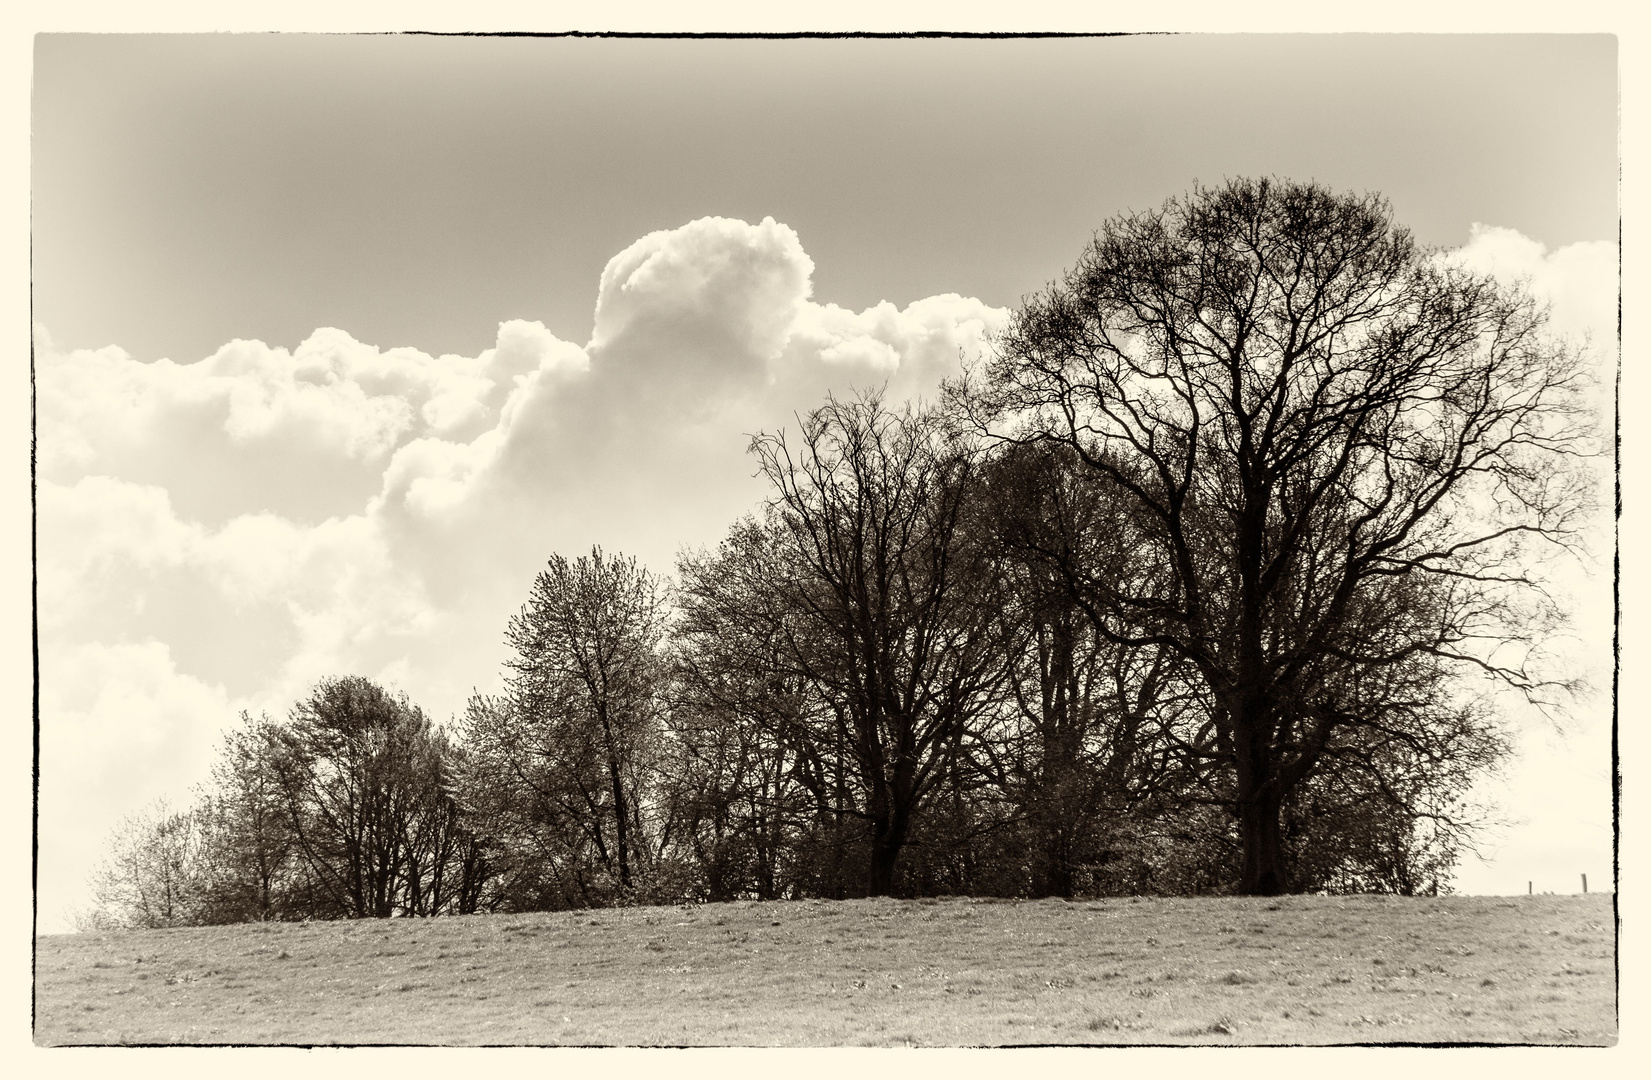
[
  {"left": 83, "top": 800, "right": 206, "bottom": 930},
  {"left": 965, "top": 177, "right": 1594, "bottom": 894},
  {"left": 978, "top": 441, "right": 1201, "bottom": 896},
  {"left": 743, "top": 392, "right": 1009, "bottom": 895},
  {"left": 674, "top": 518, "right": 853, "bottom": 900}
]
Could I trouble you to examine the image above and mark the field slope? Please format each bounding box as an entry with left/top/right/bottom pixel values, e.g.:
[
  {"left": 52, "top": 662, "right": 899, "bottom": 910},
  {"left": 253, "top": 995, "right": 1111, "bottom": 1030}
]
[{"left": 35, "top": 893, "right": 1616, "bottom": 1046}]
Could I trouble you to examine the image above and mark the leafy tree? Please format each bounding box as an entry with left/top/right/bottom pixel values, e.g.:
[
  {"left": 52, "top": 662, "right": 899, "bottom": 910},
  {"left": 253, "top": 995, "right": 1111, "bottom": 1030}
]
[
  {"left": 965, "top": 177, "right": 1592, "bottom": 894},
  {"left": 82, "top": 686, "right": 487, "bottom": 928},
  {"left": 266, "top": 676, "right": 466, "bottom": 918},
  {"left": 463, "top": 547, "right": 669, "bottom": 907},
  {"left": 191, "top": 713, "right": 300, "bottom": 923}
]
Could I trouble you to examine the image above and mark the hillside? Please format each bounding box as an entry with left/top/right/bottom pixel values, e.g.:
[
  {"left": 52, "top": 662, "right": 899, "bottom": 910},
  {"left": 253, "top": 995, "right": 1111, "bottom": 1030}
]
[{"left": 35, "top": 893, "right": 1616, "bottom": 1046}]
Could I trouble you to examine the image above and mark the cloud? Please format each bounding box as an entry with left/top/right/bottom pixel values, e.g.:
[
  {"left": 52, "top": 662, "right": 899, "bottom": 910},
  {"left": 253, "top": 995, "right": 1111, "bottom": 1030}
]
[
  {"left": 37, "top": 640, "right": 235, "bottom": 930},
  {"left": 1453, "top": 225, "right": 1618, "bottom": 358},
  {"left": 35, "top": 216, "right": 1015, "bottom": 929},
  {"left": 592, "top": 214, "right": 817, "bottom": 412},
  {"left": 38, "top": 475, "right": 437, "bottom": 706},
  {"left": 1442, "top": 226, "right": 1616, "bottom": 898},
  {"left": 34, "top": 319, "right": 592, "bottom": 524},
  {"left": 366, "top": 217, "right": 1010, "bottom": 570},
  {"left": 783, "top": 292, "right": 1007, "bottom": 405}
]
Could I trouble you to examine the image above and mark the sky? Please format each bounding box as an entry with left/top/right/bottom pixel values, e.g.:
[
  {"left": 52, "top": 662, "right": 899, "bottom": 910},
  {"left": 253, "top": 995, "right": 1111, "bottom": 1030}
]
[{"left": 29, "top": 32, "right": 1620, "bottom": 932}]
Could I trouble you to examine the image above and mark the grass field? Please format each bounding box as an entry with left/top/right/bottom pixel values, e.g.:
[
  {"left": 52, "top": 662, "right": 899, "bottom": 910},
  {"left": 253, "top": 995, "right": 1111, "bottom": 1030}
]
[{"left": 34, "top": 893, "right": 1616, "bottom": 1046}]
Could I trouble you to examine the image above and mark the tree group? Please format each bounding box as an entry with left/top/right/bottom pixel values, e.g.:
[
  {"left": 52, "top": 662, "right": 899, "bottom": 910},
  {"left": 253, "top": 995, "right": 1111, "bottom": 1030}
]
[{"left": 84, "top": 179, "right": 1594, "bottom": 927}]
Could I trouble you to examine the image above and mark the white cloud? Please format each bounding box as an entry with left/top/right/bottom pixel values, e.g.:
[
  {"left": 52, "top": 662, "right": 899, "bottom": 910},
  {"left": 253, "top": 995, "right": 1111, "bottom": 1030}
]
[
  {"left": 1453, "top": 225, "right": 1618, "bottom": 358},
  {"left": 784, "top": 292, "right": 1007, "bottom": 404},
  {"left": 33, "top": 320, "right": 597, "bottom": 524},
  {"left": 372, "top": 322, "right": 590, "bottom": 522},
  {"left": 38, "top": 640, "right": 236, "bottom": 932},
  {"left": 367, "top": 218, "right": 1010, "bottom": 555},
  {"left": 590, "top": 215, "right": 813, "bottom": 372},
  {"left": 1444, "top": 225, "right": 1617, "bottom": 896},
  {"left": 36, "top": 476, "right": 197, "bottom": 626},
  {"left": 36, "top": 216, "right": 1014, "bottom": 927},
  {"left": 38, "top": 475, "right": 437, "bottom": 711}
]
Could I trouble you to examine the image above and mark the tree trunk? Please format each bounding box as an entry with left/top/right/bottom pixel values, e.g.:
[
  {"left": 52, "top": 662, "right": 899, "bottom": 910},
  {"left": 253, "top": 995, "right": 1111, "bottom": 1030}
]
[
  {"left": 598, "top": 706, "right": 633, "bottom": 892},
  {"left": 869, "top": 831, "right": 903, "bottom": 896},
  {"left": 1035, "top": 826, "right": 1074, "bottom": 899},
  {"left": 608, "top": 756, "right": 632, "bottom": 891},
  {"left": 1237, "top": 792, "right": 1287, "bottom": 895},
  {"left": 1235, "top": 731, "right": 1287, "bottom": 895},
  {"left": 867, "top": 795, "right": 909, "bottom": 896},
  {"left": 832, "top": 728, "right": 848, "bottom": 899}
]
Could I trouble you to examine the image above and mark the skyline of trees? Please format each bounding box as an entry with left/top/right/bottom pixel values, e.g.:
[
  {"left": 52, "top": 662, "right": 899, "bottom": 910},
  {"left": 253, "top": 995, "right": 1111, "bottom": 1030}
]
[{"left": 79, "top": 178, "right": 1597, "bottom": 928}]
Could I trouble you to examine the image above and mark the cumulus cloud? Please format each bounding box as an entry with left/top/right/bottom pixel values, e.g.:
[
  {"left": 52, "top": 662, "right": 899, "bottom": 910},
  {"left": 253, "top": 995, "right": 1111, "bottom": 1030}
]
[
  {"left": 35, "top": 216, "right": 1017, "bottom": 929},
  {"left": 39, "top": 474, "right": 437, "bottom": 704},
  {"left": 364, "top": 218, "right": 1009, "bottom": 568},
  {"left": 34, "top": 318, "right": 593, "bottom": 524},
  {"left": 591, "top": 216, "right": 813, "bottom": 381},
  {"left": 783, "top": 292, "right": 1007, "bottom": 405},
  {"left": 1453, "top": 225, "right": 1618, "bottom": 359},
  {"left": 37, "top": 216, "right": 1611, "bottom": 929}
]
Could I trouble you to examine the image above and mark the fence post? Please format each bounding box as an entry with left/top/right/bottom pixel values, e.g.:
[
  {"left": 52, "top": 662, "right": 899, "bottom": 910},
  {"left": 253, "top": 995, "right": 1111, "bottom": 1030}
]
[
  {"left": 1582, "top": 873, "right": 1588, "bottom": 894},
  {"left": 1528, "top": 881, "right": 1533, "bottom": 895}
]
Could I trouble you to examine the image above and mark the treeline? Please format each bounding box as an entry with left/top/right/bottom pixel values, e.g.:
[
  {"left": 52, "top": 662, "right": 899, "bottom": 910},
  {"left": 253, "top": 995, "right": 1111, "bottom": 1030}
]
[
  {"left": 83, "top": 397, "right": 1475, "bottom": 928},
  {"left": 82, "top": 179, "right": 1587, "bottom": 928}
]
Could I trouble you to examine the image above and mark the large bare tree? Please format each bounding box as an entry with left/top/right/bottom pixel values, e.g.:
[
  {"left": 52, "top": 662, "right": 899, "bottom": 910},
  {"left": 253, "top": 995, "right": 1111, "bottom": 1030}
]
[{"left": 965, "top": 177, "right": 1594, "bottom": 894}]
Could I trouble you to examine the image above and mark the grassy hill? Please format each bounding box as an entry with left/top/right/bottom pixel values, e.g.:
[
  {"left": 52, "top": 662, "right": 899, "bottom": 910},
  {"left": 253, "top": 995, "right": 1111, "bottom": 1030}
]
[{"left": 34, "top": 892, "right": 1615, "bottom": 1046}]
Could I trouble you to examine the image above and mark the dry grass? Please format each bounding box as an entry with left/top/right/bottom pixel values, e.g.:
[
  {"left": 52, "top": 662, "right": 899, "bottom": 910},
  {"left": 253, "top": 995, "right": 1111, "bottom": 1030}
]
[{"left": 34, "top": 893, "right": 1615, "bottom": 1046}]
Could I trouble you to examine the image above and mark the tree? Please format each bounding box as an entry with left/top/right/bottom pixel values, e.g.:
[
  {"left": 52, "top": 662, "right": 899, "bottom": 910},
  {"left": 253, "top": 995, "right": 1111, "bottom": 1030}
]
[
  {"left": 1276, "top": 628, "right": 1507, "bottom": 895},
  {"left": 977, "top": 441, "right": 1200, "bottom": 897},
  {"left": 674, "top": 518, "right": 858, "bottom": 900},
  {"left": 966, "top": 177, "right": 1592, "bottom": 894},
  {"left": 85, "top": 688, "right": 491, "bottom": 929},
  {"left": 740, "top": 392, "right": 1009, "bottom": 895},
  {"left": 83, "top": 800, "right": 207, "bottom": 930},
  {"left": 266, "top": 676, "right": 466, "bottom": 917},
  {"left": 468, "top": 547, "right": 669, "bottom": 905},
  {"left": 192, "top": 712, "right": 300, "bottom": 923}
]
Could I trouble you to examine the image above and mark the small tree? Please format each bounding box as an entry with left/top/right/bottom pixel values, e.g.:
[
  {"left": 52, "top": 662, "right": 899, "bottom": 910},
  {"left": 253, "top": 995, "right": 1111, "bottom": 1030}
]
[
  {"left": 84, "top": 800, "right": 206, "bottom": 930},
  {"left": 967, "top": 177, "right": 1593, "bottom": 894}
]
